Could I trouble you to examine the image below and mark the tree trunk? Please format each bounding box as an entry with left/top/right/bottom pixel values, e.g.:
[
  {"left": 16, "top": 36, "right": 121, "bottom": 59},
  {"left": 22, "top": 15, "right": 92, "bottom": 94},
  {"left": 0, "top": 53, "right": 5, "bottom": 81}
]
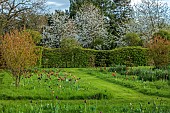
[{"left": 15, "top": 75, "right": 20, "bottom": 87}]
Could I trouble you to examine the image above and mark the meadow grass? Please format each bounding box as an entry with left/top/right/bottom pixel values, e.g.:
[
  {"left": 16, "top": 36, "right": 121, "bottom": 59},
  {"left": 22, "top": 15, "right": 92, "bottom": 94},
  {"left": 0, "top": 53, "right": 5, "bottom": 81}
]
[{"left": 0, "top": 68, "right": 170, "bottom": 112}]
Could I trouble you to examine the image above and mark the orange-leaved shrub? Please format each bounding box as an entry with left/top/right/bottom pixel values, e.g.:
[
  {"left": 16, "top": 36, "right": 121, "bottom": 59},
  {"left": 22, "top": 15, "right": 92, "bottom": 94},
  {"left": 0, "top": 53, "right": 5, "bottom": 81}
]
[
  {"left": 147, "top": 35, "right": 170, "bottom": 69},
  {"left": 0, "top": 29, "right": 39, "bottom": 87}
]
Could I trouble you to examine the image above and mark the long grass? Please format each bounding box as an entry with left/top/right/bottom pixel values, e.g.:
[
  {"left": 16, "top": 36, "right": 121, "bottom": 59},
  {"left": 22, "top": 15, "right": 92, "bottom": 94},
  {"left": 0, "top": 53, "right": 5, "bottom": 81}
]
[{"left": 0, "top": 68, "right": 170, "bottom": 112}]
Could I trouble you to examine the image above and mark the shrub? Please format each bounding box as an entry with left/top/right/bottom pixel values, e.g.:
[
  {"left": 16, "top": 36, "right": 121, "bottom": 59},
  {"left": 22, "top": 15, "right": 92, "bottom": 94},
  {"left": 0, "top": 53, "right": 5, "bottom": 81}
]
[
  {"left": 147, "top": 36, "right": 170, "bottom": 69},
  {"left": 123, "top": 33, "right": 143, "bottom": 46},
  {"left": 108, "top": 65, "right": 127, "bottom": 75},
  {"left": 153, "top": 29, "right": 170, "bottom": 40},
  {"left": 41, "top": 46, "right": 149, "bottom": 68},
  {"left": 108, "top": 46, "right": 149, "bottom": 66},
  {"left": 0, "top": 29, "right": 39, "bottom": 87},
  {"left": 125, "top": 68, "right": 169, "bottom": 81},
  {"left": 60, "top": 37, "right": 80, "bottom": 49},
  {"left": 23, "top": 29, "right": 42, "bottom": 45}
]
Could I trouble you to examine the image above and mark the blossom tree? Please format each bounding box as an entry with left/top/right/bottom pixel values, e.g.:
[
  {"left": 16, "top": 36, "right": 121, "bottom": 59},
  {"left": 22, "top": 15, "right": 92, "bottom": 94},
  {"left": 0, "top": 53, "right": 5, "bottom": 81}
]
[
  {"left": 75, "top": 3, "right": 109, "bottom": 49},
  {"left": 128, "top": 0, "right": 170, "bottom": 41},
  {"left": 41, "top": 10, "right": 77, "bottom": 48}
]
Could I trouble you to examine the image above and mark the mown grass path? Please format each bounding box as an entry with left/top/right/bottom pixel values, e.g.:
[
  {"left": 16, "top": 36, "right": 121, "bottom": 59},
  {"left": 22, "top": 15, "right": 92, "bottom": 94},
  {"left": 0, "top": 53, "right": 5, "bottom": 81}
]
[{"left": 64, "top": 68, "right": 170, "bottom": 104}]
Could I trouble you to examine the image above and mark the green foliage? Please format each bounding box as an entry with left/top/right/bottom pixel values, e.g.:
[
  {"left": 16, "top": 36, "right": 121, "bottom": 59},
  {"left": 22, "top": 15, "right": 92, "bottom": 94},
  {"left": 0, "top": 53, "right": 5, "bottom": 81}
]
[
  {"left": 127, "top": 68, "right": 169, "bottom": 82},
  {"left": 108, "top": 47, "right": 149, "bottom": 66},
  {"left": 60, "top": 38, "right": 80, "bottom": 49},
  {"left": 109, "top": 66, "right": 169, "bottom": 82},
  {"left": 42, "top": 48, "right": 91, "bottom": 68},
  {"left": 42, "top": 46, "right": 149, "bottom": 68},
  {"left": 108, "top": 65, "right": 127, "bottom": 75},
  {"left": 24, "top": 29, "right": 42, "bottom": 45},
  {"left": 124, "top": 33, "right": 143, "bottom": 46}
]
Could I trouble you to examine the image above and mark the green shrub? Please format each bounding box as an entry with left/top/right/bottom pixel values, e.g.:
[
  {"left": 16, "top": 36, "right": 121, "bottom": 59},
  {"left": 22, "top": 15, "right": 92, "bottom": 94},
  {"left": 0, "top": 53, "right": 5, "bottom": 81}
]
[
  {"left": 126, "top": 68, "right": 169, "bottom": 81},
  {"left": 42, "top": 48, "right": 92, "bottom": 68},
  {"left": 41, "top": 47, "right": 149, "bottom": 68},
  {"left": 23, "top": 29, "right": 42, "bottom": 45},
  {"left": 108, "top": 47, "right": 149, "bottom": 66},
  {"left": 108, "top": 65, "right": 127, "bottom": 75},
  {"left": 124, "top": 33, "right": 143, "bottom": 46}
]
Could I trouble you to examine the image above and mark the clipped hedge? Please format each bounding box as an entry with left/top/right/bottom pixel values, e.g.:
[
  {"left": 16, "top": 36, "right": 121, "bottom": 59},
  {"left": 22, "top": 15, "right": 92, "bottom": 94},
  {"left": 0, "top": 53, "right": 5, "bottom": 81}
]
[
  {"left": 42, "top": 48, "right": 92, "bottom": 68},
  {"left": 41, "top": 46, "right": 149, "bottom": 68}
]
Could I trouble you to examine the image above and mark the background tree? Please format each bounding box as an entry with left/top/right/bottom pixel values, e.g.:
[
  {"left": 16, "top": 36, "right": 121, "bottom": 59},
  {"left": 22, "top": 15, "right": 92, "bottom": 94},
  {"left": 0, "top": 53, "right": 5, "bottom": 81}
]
[
  {"left": 147, "top": 35, "right": 170, "bottom": 69},
  {"left": 123, "top": 32, "right": 143, "bottom": 46},
  {"left": 0, "top": 30, "right": 39, "bottom": 87},
  {"left": 41, "top": 10, "right": 77, "bottom": 48},
  {"left": 19, "top": 13, "right": 47, "bottom": 32},
  {"left": 75, "top": 3, "right": 108, "bottom": 49},
  {"left": 23, "top": 29, "right": 42, "bottom": 45},
  {"left": 69, "top": 0, "right": 132, "bottom": 48},
  {"left": 60, "top": 37, "right": 80, "bottom": 49},
  {"left": 153, "top": 29, "right": 170, "bottom": 40},
  {"left": 0, "top": 0, "right": 47, "bottom": 35},
  {"left": 132, "top": 0, "right": 170, "bottom": 41}
]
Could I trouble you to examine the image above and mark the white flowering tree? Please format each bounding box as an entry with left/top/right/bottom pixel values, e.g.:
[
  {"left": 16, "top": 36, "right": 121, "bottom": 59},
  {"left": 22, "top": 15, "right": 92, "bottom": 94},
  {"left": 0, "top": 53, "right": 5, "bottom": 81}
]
[
  {"left": 75, "top": 3, "right": 108, "bottom": 49},
  {"left": 128, "top": 0, "right": 170, "bottom": 41},
  {"left": 41, "top": 10, "right": 77, "bottom": 48}
]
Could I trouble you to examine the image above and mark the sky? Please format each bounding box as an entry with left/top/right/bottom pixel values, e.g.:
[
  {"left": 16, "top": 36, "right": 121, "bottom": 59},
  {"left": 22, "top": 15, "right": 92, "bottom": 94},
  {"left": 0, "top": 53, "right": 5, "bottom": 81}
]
[
  {"left": 46, "top": 0, "right": 70, "bottom": 12},
  {"left": 46, "top": 0, "right": 170, "bottom": 12}
]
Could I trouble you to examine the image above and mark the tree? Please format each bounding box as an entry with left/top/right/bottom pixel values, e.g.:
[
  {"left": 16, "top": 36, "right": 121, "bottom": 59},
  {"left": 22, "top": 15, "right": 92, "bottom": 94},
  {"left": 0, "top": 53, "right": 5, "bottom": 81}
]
[
  {"left": 69, "top": 0, "right": 113, "bottom": 19},
  {"left": 123, "top": 32, "right": 143, "bottom": 46},
  {"left": 69, "top": 0, "right": 132, "bottom": 48},
  {"left": 75, "top": 3, "right": 108, "bottom": 49},
  {"left": 0, "top": 29, "right": 39, "bottom": 87},
  {"left": 0, "top": 0, "right": 47, "bottom": 35},
  {"left": 41, "top": 10, "right": 77, "bottom": 48},
  {"left": 147, "top": 35, "right": 170, "bottom": 69},
  {"left": 23, "top": 29, "right": 42, "bottom": 45},
  {"left": 153, "top": 29, "right": 170, "bottom": 40},
  {"left": 132, "top": 0, "right": 170, "bottom": 41},
  {"left": 60, "top": 37, "right": 80, "bottom": 49}
]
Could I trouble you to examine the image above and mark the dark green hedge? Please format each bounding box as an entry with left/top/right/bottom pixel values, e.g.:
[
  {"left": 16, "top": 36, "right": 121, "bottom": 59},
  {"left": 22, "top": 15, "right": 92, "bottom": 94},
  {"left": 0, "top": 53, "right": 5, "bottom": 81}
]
[{"left": 41, "top": 46, "right": 149, "bottom": 68}]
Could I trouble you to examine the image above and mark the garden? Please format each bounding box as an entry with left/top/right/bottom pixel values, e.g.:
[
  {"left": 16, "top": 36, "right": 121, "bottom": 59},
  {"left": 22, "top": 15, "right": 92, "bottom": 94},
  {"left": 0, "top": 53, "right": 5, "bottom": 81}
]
[
  {"left": 1, "top": 0, "right": 170, "bottom": 112},
  {"left": 0, "top": 41, "right": 170, "bottom": 112}
]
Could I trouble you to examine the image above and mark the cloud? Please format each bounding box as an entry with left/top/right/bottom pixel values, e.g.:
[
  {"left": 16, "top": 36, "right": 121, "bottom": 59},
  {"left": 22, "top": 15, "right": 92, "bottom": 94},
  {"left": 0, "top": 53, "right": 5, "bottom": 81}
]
[{"left": 46, "top": 1, "right": 64, "bottom": 7}]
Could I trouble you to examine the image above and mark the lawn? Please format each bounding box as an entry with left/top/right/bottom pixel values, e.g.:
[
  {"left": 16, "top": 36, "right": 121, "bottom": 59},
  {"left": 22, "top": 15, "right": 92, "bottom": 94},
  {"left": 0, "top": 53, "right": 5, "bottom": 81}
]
[{"left": 0, "top": 68, "right": 170, "bottom": 112}]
